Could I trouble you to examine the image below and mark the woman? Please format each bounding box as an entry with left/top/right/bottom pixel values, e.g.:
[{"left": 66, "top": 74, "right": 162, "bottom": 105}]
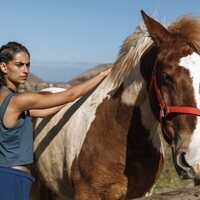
[{"left": 0, "top": 41, "right": 111, "bottom": 200}]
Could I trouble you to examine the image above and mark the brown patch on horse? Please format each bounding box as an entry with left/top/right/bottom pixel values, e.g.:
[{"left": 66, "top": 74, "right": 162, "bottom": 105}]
[{"left": 71, "top": 91, "right": 163, "bottom": 199}]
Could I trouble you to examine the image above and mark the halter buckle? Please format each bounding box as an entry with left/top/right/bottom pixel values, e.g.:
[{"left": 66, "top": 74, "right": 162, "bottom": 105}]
[{"left": 160, "top": 106, "right": 169, "bottom": 118}]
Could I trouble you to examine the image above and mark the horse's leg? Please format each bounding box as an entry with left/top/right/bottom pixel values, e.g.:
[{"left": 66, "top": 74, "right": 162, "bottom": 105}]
[{"left": 73, "top": 181, "right": 101, "bottom": 200}]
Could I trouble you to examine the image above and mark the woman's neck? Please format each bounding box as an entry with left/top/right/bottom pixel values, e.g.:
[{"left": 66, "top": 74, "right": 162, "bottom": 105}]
[
  {"left": 6, "top": 85, "right": 17, "bottom": 93},
  {"left": 3, "top": 82, "right": 18, "bottom": 93},
  {"left": 5, "top": 80, "right": 19, "bottom": 93}
]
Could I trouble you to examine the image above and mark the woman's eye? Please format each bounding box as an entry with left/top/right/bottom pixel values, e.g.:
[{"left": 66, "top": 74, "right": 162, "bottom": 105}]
[
  {"left": 16, "top": 62, "right": 30, "bottom": 68},
  {"left": 16, "top": 63, "right": 24, "bottom": 67}
]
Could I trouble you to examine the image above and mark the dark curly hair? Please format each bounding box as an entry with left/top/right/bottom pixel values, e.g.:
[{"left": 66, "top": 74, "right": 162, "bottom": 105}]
[{"left": 0, "top": 41, "right": 30, "bottom": 86}]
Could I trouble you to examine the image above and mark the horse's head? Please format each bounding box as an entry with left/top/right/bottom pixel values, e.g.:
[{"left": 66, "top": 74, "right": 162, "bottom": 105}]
[{"left": 141, "top": 10, "right": 200, "bottom": 180}]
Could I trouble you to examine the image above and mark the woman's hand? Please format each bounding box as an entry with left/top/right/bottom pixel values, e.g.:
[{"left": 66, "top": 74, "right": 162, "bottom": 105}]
[{"left": 98, "top": 67, "right": 112, "bottom": 77}]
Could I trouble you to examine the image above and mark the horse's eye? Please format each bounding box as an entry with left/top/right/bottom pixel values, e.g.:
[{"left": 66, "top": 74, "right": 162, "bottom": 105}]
[{"left": 162, "top": 73, "right": 174, "bottom": 84}]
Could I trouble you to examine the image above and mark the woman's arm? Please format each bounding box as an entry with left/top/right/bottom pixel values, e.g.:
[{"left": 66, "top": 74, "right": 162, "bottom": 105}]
[
  {"left": 13, "top": 67, "right": 111, "bottom": 114},
  {"left": 30, "top": 104, "right": 66, "bottom": 118}
]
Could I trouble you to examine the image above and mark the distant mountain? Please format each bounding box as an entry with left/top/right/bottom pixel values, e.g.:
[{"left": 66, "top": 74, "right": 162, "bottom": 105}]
[
  {"left": 30, "top": 61, "right": 99, "bottom": 83},
  {"left": 21, "top": 73, "right": 49, "bottom": 92},
  {"left": 28, "top": 72, "right": 44, "bottom": 83},
  {"left": 22, "top": 63, "right": 112, "bottom": 92},
  {"left": 68, "top": 63, "right": 112, "bottom": 85}
]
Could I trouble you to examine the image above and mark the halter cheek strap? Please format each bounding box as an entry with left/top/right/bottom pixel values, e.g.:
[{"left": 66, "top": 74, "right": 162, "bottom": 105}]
[
  {"left": 150, "top": 56, "right": 200, "bottom": 123},
  {"left": 152, "top": 74, "right": 200, "bottom": 120}
]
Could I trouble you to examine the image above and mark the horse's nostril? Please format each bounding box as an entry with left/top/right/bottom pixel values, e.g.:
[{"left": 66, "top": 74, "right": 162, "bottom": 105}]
[
  {"left": 177, "top": 151, "right": 191, "bottom": 170},
  {"left": 174, "top": 151, "right": 196, "bottom": 179},
  {"left": 180, "top": 152, "right": 191, "bottom": 168}
]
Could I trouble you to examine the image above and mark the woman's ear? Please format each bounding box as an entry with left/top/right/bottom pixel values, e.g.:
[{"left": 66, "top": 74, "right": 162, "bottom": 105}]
[{"left": 0, "top": 62, "right": 7, "bottom": 73}]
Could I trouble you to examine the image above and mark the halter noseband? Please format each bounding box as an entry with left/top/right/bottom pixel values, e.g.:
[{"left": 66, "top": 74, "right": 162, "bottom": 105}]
[{"left": 151, "top": 58, "right": 200, "bottom": 122}]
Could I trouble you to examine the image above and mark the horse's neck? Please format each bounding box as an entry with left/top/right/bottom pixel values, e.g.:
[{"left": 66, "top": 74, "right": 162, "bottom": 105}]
[{"left": 113, "top": 62, "right": 161, "bottom": 151}]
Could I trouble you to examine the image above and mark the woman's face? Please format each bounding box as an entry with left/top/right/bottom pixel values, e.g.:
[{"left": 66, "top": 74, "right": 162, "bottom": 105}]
[{"left": 4, "top": 52, "right": 30, "bottom": 86}]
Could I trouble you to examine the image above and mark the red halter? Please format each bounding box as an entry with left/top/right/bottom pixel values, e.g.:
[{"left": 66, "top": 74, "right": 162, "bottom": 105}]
[{"left": 151, "top": 59, "right": 200, "bottom": 122}]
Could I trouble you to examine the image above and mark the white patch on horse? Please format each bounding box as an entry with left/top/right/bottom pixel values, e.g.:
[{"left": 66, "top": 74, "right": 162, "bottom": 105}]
[
  {"left": 121, "top": 62, "right": 145, "bottom": 106},
  {"left": 140, "top": 96, "right": 162, "bottom": 152},
  {"left": 121, "top": 63, "right": 161, "bottom": 152},
  {"left": 179, "top": 52, "right": 200, "bottom": 166},
  {"left": 41, "top": 87, "right": 67, "bottom": 93}
]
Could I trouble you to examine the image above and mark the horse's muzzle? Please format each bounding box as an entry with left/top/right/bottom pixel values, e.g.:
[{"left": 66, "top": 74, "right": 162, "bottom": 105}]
[{"left": 172, "top": 147, "right": 196, "bottom": 179}]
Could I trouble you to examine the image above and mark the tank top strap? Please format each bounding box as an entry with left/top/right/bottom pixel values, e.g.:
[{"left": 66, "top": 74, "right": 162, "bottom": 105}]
[{"left": 0, "top": 93, "right": 15, "bottom": 120}]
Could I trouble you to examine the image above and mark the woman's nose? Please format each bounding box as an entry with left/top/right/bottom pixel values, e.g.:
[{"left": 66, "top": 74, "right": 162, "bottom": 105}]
[{"left": 22, "top": 65, "right": 29, "bottom": 73}]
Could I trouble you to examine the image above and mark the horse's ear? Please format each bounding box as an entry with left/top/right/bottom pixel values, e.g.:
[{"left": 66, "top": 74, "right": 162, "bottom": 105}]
[{"left": 141, "top": 10, "right": 173, "bottom": 46}]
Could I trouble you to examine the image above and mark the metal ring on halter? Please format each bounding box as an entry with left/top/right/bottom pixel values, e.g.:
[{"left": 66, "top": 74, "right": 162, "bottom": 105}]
[{"left": 160, "top": 106, "right": 169, "bottom": 118}]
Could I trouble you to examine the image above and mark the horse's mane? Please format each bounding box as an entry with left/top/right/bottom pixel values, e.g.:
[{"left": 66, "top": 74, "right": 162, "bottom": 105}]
[
  {"left": 110, "top": 21, "right": 153, "bottom": 86},
  {"left": 110, "top": 15, "right": 200, "bottom": 87},
  {"left": 168, "top": 15, "right": 200, "bottom": 54}
]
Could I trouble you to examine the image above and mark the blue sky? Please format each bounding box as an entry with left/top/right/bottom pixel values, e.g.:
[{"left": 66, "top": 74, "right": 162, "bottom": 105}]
[{"left": 0, "top": 1, "right": 199, "bottom": 82}]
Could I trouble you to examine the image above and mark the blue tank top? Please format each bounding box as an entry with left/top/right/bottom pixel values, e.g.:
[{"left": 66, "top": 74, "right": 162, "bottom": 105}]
[{"left": 0, "top": 93, "right": 33, "bottom": 166}]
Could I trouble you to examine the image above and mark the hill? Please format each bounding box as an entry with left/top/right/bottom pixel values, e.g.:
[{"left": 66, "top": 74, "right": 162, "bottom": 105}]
[{"left": 22, "top": 64, "right": 112, "bottom": 92}]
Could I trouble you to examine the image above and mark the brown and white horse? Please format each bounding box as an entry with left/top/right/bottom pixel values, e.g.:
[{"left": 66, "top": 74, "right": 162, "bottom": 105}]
[{"left": 31, "top": 11, "right": 200, "bottom": 200}]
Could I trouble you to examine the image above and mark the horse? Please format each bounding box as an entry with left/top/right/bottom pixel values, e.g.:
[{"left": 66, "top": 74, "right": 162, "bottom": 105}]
[{"left": 31, "top": 10, "right": 200, "bottom": 200}]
